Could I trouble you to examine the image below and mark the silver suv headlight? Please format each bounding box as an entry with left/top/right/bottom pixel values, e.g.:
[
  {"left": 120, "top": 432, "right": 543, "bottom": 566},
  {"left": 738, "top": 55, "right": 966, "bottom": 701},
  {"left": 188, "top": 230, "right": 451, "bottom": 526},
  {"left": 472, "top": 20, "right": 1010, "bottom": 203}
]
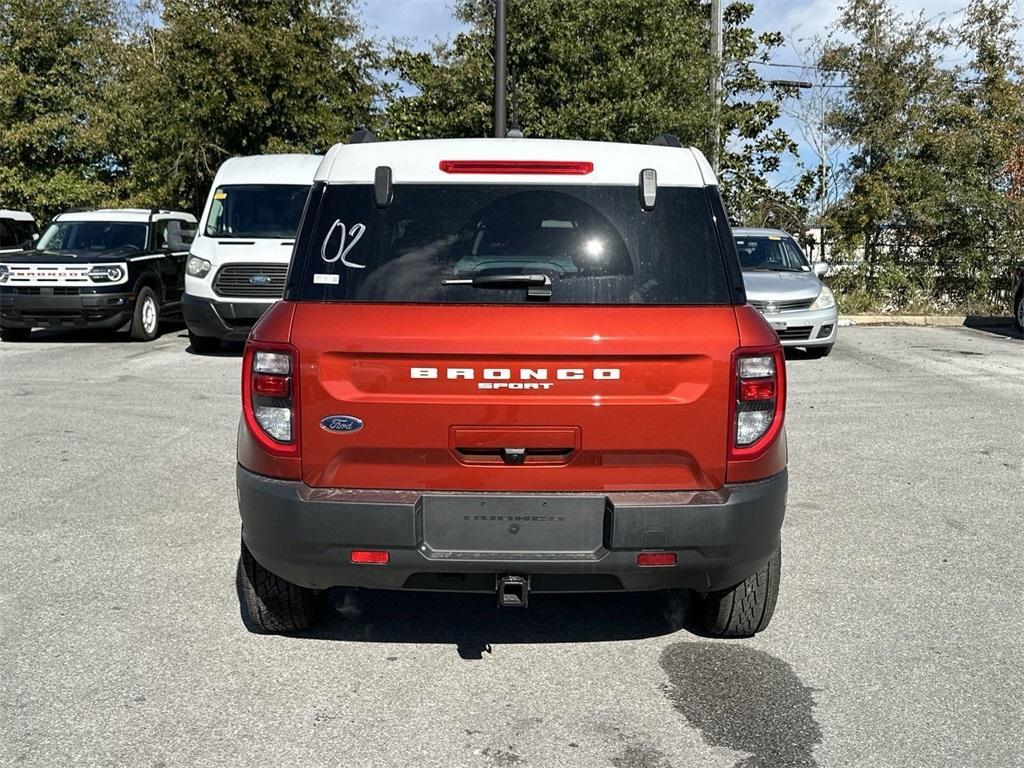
[
  {"left": 0, "top": 265, "right": 9, "bottom": 283},
  {"left": 187, "top": 256, "right": 212, "bottom": 278},
  {"left": 811, "top": 285, "right": 835, "bottom": 310}
]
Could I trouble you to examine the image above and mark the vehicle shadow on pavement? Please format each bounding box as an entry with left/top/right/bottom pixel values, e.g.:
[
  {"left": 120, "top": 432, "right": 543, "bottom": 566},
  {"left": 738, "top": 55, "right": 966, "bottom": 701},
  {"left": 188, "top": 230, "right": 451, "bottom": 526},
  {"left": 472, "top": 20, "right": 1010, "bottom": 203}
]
[
  {"left": 5, "top": 323, "right": 189, "bottom": 344},
  {"left": 178, "top": 332, "right": 244, "bottom": 356},
  {"left": 7, "top": 328, "right": 125, "bottom": 343},
  {"left": 661, "top": 642, "right": 822, "bottom": 768},
  {"left": 299, "top": 588, "right": 693, "bottom": 659},
  {"left": 963, "top": 316, "right": 1022, "bottom": 340}
]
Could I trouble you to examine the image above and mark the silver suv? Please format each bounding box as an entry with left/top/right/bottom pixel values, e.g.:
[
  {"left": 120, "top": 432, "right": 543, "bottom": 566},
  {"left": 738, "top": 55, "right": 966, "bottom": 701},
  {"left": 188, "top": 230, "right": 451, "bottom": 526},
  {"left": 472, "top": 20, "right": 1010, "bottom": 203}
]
[{"left": 734, "top": 227, "right": 837, "bottom": 358}]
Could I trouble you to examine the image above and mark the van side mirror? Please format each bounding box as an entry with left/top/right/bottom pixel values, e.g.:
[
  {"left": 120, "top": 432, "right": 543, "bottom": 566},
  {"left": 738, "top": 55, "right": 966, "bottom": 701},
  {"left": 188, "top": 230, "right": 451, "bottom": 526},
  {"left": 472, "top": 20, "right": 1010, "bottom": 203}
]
[{"left": 813, "top": 262, "right": 828, "bottom": 277}]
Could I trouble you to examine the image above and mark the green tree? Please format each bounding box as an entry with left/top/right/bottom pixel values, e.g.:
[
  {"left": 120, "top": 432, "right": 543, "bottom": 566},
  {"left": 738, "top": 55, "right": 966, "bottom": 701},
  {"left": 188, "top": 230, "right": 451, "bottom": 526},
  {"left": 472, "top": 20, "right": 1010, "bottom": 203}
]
[
  {"left": 0, "top": 0, "right": 123, "bottom": 218},
  {"left": 821, "top": 0, "right": 1024, "bottom": 310},
  {"left": 939, "top": 0, "right": 1024, "bottom": 304},
  {"left": 385, "top": 0, "right": 800, "bottom": 224},
  {"left": 820, "top": 0, "right": 949, "bottom": 293},
  {"left": 111, "top": 0, "right": 379, "bottom": 212}
]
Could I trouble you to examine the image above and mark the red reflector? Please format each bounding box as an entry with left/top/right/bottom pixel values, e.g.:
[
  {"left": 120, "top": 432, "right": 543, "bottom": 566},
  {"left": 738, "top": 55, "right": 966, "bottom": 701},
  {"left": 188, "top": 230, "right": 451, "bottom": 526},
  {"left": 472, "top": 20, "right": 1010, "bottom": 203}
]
[
  {"left": 350, "top": 550, "right": 390, "bottom": 565},
  {"left": 740, "top": 379, "right": 776, "bottom": 401},
  {"left": 439, "top": 160, "right": 594, "bottom": 175},
  {"left": 637, "top": 552, "right": 677, "bottom": 567},
  {"left": 253, "top": 373, "right": 290, "bottom": 398}
]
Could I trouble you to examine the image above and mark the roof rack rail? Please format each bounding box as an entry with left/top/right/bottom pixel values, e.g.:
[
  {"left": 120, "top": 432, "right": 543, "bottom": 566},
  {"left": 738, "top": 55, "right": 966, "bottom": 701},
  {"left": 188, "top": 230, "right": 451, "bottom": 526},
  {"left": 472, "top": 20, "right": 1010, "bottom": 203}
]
[
  {"left": 57, "top": 207, "right": 93, "bottom": 216},
  {"left": 349, "top": 126, "right": 377, "bottom": 144},
  {"left": 648, "top": 133, "right": 682, "bottom": 148}
]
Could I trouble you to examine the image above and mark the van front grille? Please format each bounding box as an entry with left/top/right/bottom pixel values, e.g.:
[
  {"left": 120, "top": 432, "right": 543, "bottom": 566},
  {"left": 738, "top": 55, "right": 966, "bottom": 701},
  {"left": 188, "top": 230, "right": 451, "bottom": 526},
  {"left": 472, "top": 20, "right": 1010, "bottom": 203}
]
[{"left": 212, "top": 264, "right": 288, "bottom": 298}]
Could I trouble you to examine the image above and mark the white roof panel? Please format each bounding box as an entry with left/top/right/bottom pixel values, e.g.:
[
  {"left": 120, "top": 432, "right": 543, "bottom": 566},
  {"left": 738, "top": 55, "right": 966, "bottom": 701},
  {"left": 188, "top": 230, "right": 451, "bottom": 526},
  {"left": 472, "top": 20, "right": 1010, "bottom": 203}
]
[
  {"left": 55, "top": 209, "right": 197, "bottom": 223},
  {"left": 212, "top": 154, "right": 323, "bottom": 186},
  {"left": 316, "top": 138, "right": 717, "bottom": 187},
  {"left": 0, "top": 209, "right": 35, "bottom": 221}
]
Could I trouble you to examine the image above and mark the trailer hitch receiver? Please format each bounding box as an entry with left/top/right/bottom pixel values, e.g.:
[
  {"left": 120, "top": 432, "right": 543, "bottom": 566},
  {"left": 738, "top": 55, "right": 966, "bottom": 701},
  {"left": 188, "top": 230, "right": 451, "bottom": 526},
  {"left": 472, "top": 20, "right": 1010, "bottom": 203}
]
[{"left": 497, "top": 574, "right": 529, "bottom": 608}]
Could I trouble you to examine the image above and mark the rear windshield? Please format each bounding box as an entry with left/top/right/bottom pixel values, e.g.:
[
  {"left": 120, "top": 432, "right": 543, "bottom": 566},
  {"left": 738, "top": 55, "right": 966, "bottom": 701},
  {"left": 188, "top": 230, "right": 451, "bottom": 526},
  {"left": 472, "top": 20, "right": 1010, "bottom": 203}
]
[
  {"left": 37, "top": 221, "right": 147, "bottom": 252},
  {"left": 205, "top": 184, "right": 310, "bottom": 239},
  {"left": 734, "top": 234, "right": 810, "bottom": 272},
  {"left": 290, "top": 184, "right": 730, "bottom": 304}
]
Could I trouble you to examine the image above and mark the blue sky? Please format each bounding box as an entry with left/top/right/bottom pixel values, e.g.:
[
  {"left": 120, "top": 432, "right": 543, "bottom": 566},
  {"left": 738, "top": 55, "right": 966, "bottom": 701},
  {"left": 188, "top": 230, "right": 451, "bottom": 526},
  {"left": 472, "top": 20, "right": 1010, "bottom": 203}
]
[
  {"left": 359, "top": 1, "right": 1023, "bottom": 194},
  {"left": 361, "top": 0, "right": 1023, "bottom": 53}
]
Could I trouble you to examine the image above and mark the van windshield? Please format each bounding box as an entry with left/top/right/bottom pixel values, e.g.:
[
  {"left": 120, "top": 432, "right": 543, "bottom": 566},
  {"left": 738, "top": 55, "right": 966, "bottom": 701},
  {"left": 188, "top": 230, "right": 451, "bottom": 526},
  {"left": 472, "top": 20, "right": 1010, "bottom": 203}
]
[
  {"left": 205, "top": 185, "right": 310, "bottom": 239},
  {"left": 290, "top": 184, "right": 730, "bottom": 305}
]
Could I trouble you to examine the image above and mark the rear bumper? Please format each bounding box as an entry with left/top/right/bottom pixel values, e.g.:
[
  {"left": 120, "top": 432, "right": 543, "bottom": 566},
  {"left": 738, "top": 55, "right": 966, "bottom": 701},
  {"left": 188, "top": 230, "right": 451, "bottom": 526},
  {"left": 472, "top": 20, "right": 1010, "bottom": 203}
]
[
  {"left": 237, "top": 466, "right": 787, "bottom": 593},
  {"left": 182, "top": 293, "right": 273, "bottom": 341},
  {"left": 0, "top": 289, "right": 132, "bottom": 329}
]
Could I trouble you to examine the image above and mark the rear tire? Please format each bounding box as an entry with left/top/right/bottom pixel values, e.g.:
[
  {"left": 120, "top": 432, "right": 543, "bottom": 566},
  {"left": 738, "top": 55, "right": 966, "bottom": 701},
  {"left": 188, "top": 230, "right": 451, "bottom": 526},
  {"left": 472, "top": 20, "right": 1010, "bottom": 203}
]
[
  {"left": 130, "top": 286, "right": 160, "bottom": 341},
  {"left": 188, "top": 330, "right": 220, "bottom": 354},
  {"left": 238, "top": 538, "right": 323, "bottom": 633},
  {"left": 805, "top": 344, "right": 833, "bottom": 359},
  {"left": 693, "top": 546, "right": 781, "bottom": 638},
  {"left": 0, "top": 327, "right": 31, "bottom": 342},
  {"left": 1015, "top": 288, "right": 1023, "bottom": 332}
]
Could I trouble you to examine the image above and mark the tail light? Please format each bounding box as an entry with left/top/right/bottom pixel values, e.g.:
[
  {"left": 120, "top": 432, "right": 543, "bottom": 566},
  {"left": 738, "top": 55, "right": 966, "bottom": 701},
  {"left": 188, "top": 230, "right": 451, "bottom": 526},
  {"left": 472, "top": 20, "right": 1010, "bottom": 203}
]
[
  {"left": 242, "top": 342, "right": 300, "bottom": 458},
  {"left": 729, "top": 347, "right": 786, "bottom": 460},
  {"left": 439, "top": 160, "right": 594, "bottom": 175}
]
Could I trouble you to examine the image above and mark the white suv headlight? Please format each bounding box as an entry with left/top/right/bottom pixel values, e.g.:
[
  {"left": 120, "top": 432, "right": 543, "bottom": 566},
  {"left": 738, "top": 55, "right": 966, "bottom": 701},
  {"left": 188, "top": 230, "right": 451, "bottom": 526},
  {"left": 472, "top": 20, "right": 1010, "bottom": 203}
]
[
  {"left": 187, "top": 256, "right": 212, "bottom": 278},
  {"left": 811, "top": 285, "right": 835, "bottom": 310}
]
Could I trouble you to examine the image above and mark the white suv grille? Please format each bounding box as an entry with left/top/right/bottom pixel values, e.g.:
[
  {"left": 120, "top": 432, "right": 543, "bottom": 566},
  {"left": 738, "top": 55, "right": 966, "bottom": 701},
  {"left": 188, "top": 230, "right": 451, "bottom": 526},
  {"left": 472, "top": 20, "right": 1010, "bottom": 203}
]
[{"left": 2, "top": 263, "right": 128, "bottom": 287}]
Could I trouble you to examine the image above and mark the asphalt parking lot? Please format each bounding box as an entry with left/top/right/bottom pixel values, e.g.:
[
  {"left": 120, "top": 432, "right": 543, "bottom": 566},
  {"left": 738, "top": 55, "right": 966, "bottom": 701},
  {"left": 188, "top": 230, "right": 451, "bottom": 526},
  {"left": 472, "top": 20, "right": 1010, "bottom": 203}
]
[{"left": 1, "top": 323, "right": 1022, "bottom": 767}]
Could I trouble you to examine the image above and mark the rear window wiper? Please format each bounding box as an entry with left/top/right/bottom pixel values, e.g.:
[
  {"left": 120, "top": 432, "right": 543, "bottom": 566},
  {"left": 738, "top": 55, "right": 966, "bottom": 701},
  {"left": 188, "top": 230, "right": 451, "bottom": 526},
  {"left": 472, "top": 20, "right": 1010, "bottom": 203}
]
[{"left": 443, "top": 273, "right": 553, "bottom": 299}]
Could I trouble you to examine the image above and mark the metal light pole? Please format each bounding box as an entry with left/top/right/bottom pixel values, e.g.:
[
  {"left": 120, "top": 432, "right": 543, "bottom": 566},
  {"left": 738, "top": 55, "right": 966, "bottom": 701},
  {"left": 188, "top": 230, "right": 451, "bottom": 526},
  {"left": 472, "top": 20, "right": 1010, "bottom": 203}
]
[
  {"left": 494, "top": 0, "right": 508, "bottom": 138},
  {"left": 769, "top": 78, "right": 827, "bottom": 261},
  {"left": 709, "top": 0, "right": 722, "bottom": 172}
]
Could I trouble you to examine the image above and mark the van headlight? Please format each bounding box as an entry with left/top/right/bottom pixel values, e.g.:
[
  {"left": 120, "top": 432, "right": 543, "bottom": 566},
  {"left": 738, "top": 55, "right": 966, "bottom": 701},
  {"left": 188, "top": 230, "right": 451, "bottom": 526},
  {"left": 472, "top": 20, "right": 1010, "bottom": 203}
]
[
  {"left": 0, "top": 265, "right": 9, "bottom": 283},
  {"left": 811, "top": 285, "right": 835, "bottom": 310},
  {"left": 187, "top": 256, "right": 212, "bottom": 278}
]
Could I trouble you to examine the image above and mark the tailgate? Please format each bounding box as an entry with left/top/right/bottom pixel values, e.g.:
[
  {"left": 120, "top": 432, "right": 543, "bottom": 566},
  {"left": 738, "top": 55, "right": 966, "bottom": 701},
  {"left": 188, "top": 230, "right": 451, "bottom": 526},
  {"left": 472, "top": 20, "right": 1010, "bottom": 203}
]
[{"left": 294, "top": 304, "right": 738, "bottom": 492}]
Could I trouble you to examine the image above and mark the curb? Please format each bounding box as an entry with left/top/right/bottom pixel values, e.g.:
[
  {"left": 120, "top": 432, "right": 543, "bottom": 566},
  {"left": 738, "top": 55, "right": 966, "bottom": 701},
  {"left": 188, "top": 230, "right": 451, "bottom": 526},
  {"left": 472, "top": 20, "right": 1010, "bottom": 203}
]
[{"left": 839, "top": 315, "right": 1012, "bottom": 328}]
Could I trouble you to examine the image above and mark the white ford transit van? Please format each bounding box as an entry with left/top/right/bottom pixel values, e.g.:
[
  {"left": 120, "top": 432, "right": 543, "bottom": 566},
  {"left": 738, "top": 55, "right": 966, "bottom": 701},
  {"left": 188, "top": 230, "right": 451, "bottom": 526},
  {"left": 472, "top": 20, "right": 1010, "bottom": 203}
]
[{"left": 183, "top": 154, "right": 321, "bottom": 352}]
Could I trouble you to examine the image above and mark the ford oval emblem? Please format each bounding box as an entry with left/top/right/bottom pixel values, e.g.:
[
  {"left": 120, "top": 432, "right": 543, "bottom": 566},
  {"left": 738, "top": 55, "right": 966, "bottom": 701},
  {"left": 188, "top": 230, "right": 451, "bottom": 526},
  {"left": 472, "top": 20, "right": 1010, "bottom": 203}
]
[
  {"left": 320, "top": 415, "right": 364, "bottom": 433},
  {"left": 249, "top": 274, "right": 272, "bottom": 285}
]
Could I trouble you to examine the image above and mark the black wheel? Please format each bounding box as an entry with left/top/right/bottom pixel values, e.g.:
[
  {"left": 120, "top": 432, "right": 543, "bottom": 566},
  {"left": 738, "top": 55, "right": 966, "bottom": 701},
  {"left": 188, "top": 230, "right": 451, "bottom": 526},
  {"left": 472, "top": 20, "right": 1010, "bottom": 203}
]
[
  {"left": 805, "top": 344, "right": 833, "bottom": 359},
  {"left": 188, "top": 330, "right": 221, "bottom": 354},
  {"left": 1015, "top": 288, "right": 1023, "bottom": 332},
  {"left": 0, "top": 327, "right": 31, "bottom": 342},
  {"left": 238, "top": 538, "right": 324, "bottom": 633},
  {"left": 693, "top": 546, "right": 781, "bottom": 638},
  {"left": 130, "top": 286, "right": 160, "bottom": 341}
]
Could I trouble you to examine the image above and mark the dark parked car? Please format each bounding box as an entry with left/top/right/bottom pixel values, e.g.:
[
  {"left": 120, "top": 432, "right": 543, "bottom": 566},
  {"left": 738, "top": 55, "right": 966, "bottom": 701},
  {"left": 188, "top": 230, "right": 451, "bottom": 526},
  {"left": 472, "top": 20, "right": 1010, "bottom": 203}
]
[
  {"left": 0, "top": 209, "right": 38, "bottom": 255},
  {"left": 0, "top": 208, "right": 196, "bottom": 342}
]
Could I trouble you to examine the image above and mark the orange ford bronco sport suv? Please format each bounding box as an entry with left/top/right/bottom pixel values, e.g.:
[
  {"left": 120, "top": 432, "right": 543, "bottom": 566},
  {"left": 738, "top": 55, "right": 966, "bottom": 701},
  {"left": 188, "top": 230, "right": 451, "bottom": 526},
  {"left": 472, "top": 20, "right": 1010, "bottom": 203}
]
[{"left": 236, "top": 136, "right": 787, "bottom": 637}]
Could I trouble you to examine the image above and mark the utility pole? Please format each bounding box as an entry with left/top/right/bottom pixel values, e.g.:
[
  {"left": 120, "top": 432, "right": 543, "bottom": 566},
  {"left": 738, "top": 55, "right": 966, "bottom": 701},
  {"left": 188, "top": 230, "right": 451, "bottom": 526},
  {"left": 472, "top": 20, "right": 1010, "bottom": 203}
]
[
  {"left": 494, "top": 0, "right": 508, "bottom": 138},
  {"left": 709, "top": 0, "right": 722, "bottom": 172}
]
